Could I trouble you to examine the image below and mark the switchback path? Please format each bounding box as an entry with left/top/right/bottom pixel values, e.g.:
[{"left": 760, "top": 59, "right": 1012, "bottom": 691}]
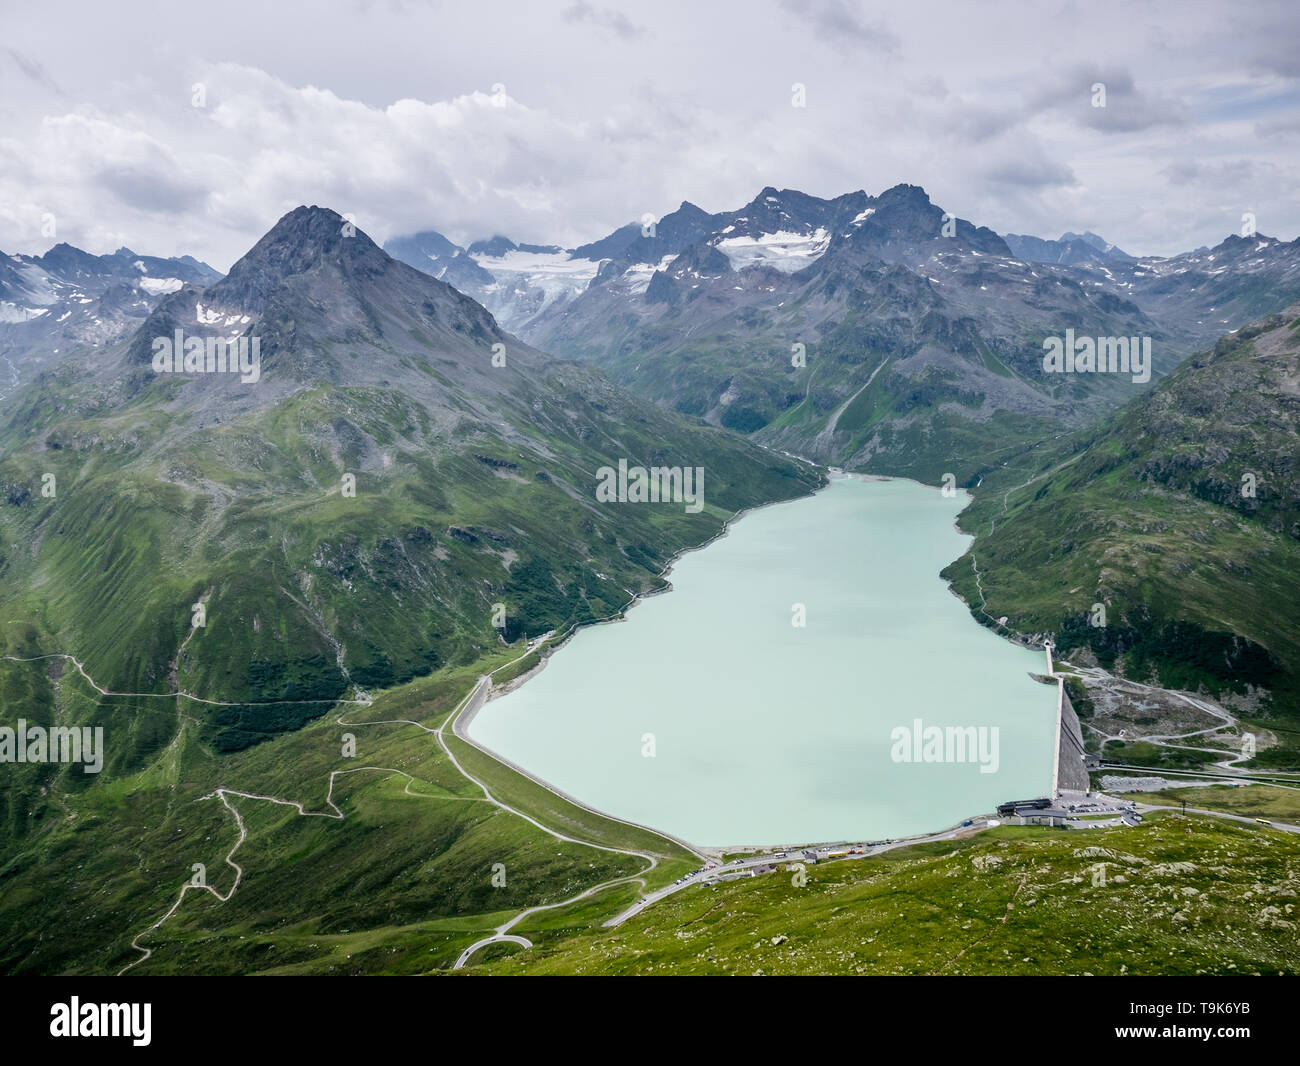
[
  {"left": 437, "top": 672, "right": 709, "bottom": 967},
  {"left": 1072, "top": 663, "right": 1300, "bottom": 778},
  {"left": 99, "top": 644, "right": 688, "bottom": 975},
  {"left": 116, "top": 766, "right": 445, "bottom": 975}
]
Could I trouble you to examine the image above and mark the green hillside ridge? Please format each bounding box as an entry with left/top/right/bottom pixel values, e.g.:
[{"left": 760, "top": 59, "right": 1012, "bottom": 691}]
[
  {"left": 0, "top": 206, "right": 821, "bottom": 760},
  {"left": 4, "top": 204, "right": 1296, "bottom": 977},
  {"left": 942, "top": 306, "right": 1300, "bottom": 742},
  {"left": 0, "top": 649, "right": 697, "bottom": 975},
  {"left": 0, "top": 207, "right": 821, "bottom": 973}
]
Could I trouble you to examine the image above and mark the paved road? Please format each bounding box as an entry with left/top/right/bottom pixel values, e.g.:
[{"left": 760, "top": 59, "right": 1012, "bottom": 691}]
[
  {"left": 442, "top": 674, "right": 684, "bottom": 969},
  {"left": 1134, "top": 802, "right": 1300, "bottom": 834},
  {"left": 1102, "top": 761, "right": 1300, "bottom": 787},
  {"left": 603, "top": 818, "right": 998, "bottom": 927},
  {"left": 602, "top": 796, "right": 1300, "bottom": 931},
  {"left": 454, "top": 934, "right": 533, "bottom": 968}
]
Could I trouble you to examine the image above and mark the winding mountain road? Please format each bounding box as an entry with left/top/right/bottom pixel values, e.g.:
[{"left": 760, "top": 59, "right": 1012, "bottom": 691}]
[{"left": 85, "top": 643, "right": 692, "bottom": 975}]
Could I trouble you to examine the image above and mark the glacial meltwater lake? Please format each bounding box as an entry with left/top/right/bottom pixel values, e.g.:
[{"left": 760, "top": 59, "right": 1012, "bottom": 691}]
[{"left": 468, "top": 475, "right": 1057, "bottom": 846}]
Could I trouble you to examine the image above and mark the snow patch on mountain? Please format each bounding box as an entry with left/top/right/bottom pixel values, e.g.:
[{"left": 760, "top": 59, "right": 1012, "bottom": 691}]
[
  {"left": 467, "top": 248, "right": 601, "bottom": 328},
  {"left": 623, "top": 255, "right": 678, "bottom": 295},
  {"left": 0, "top": 303, "right": 48, "bottom": 323},
  {"left": 714, "top": 228, "right": 830, "bottom": 273}
]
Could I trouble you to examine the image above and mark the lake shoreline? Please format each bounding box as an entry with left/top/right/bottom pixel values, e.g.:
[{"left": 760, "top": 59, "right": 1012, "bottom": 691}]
[
  {"left": 469, "top": 473, "right": 1058, "bottom": 845},
  {"left": 477, "top": 471, "right": 831, "bottom": 704}
]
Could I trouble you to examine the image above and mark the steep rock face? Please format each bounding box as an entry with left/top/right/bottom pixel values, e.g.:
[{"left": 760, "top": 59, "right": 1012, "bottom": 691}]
[
  {"left": 204, "top": 205, "right": 391, "bottom": 313},
  {"left": 379, "top": 188, "right": 1300, "bottom": 486},
  {"left": 384, "top": 225, "right": 606, "bottom": 339},
  {"left": 598, "top": 201, "right": 728, "bottom": 270},
  {"left": 120, "top": 205, "right": 508, "bottom": 405},
  {"left": 822, "top": 183, "right": 1011, "bottom": 265},
  {"left": 482, "top": 186, "right": 1297, "bottom": 482},
  {"left": 512, "top": 185, "right": 1168, "bottom": 481},
  {"left": 384, "top": 230, "right": 498, "bottom": 292},
  {"left": 383, "top": 186, "right": 1300, "bottom": 480},
  {"left": 1004, "top": 231, "right": 1133, "bottom": 266}
]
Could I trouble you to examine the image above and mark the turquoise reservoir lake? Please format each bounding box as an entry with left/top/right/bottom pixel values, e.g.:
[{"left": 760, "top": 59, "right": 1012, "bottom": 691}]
[{"left": 468, "top": 476, "right": 1057, "bottom": 846}]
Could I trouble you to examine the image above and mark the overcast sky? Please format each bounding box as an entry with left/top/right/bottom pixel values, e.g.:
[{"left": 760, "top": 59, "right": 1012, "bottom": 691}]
[{"left": 2, "top": 0, "right": 1298, "bottom": 270}]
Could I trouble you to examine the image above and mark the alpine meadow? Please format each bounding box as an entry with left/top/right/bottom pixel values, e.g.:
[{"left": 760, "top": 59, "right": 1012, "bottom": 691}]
[{"left": 1, "top": 0, "right": 1299, "bottom": 1033}]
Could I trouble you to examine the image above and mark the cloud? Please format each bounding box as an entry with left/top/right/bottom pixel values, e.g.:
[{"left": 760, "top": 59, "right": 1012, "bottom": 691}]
[
  {"left": 6, "top": 49, "right": 66, "bottom": 99},
  {"left": 779, "top": 0, "right": 898, "bottom": 54},
  {"left": 1254, "top": 40, "right": 1300, "bottom": 80},
  {"left": 97, "top": 165, "right": 207, "bottom": 215},
  {"left": 561, "top": 3, "right": 647, "bottom": 41},
  {"left": 1256, "top": 111, "right": 1300, "bottom": 137},
  {"left": 1029, "top": 65, "right": 1187, "bottom": 133},
  {"left": 0, "top": 63, "right": 744, "bottom": 267},
  {"left": 0, "top": 0, "right": 1295, "bottom": 263},
  {"left": 1249, "top": 3, "right": 1300, "bottom": 79},
  {"left": 970, "top": 128, "right": 1078, "bottom": 190}
]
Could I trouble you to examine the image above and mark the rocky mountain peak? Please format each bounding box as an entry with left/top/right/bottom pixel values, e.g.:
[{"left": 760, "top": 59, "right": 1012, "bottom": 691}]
[{"left": 202, "top": 205, "right": 387, "bottom": 313}]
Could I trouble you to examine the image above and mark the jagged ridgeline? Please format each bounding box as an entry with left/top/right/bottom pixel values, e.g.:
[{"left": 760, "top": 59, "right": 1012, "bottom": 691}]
[
  {"left": 0, "top": 242, "right": 223, "bottom": 387},
  {"left": 944, "top": 306, "right": 1300, "bottom": 726},
  {"left": 409, "top": 183, "right": 1298, "bottom": 481},
  {"left": 0, "top": 206, "right": 820, "bottom": 755}
]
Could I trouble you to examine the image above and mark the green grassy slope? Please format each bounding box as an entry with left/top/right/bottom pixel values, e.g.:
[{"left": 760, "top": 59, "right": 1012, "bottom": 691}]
[
  {"left": 0, "top": 209, "right": 821, "bottom": 974},
  {"left": 0, "top": 650, "right": 698, "bottom": 974},
  {"left": 467, "top": 814, "right": 1300, "bottom": 976},
  {"left": 942, "top": 309, "right": 1300, "bottom": 733}
]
